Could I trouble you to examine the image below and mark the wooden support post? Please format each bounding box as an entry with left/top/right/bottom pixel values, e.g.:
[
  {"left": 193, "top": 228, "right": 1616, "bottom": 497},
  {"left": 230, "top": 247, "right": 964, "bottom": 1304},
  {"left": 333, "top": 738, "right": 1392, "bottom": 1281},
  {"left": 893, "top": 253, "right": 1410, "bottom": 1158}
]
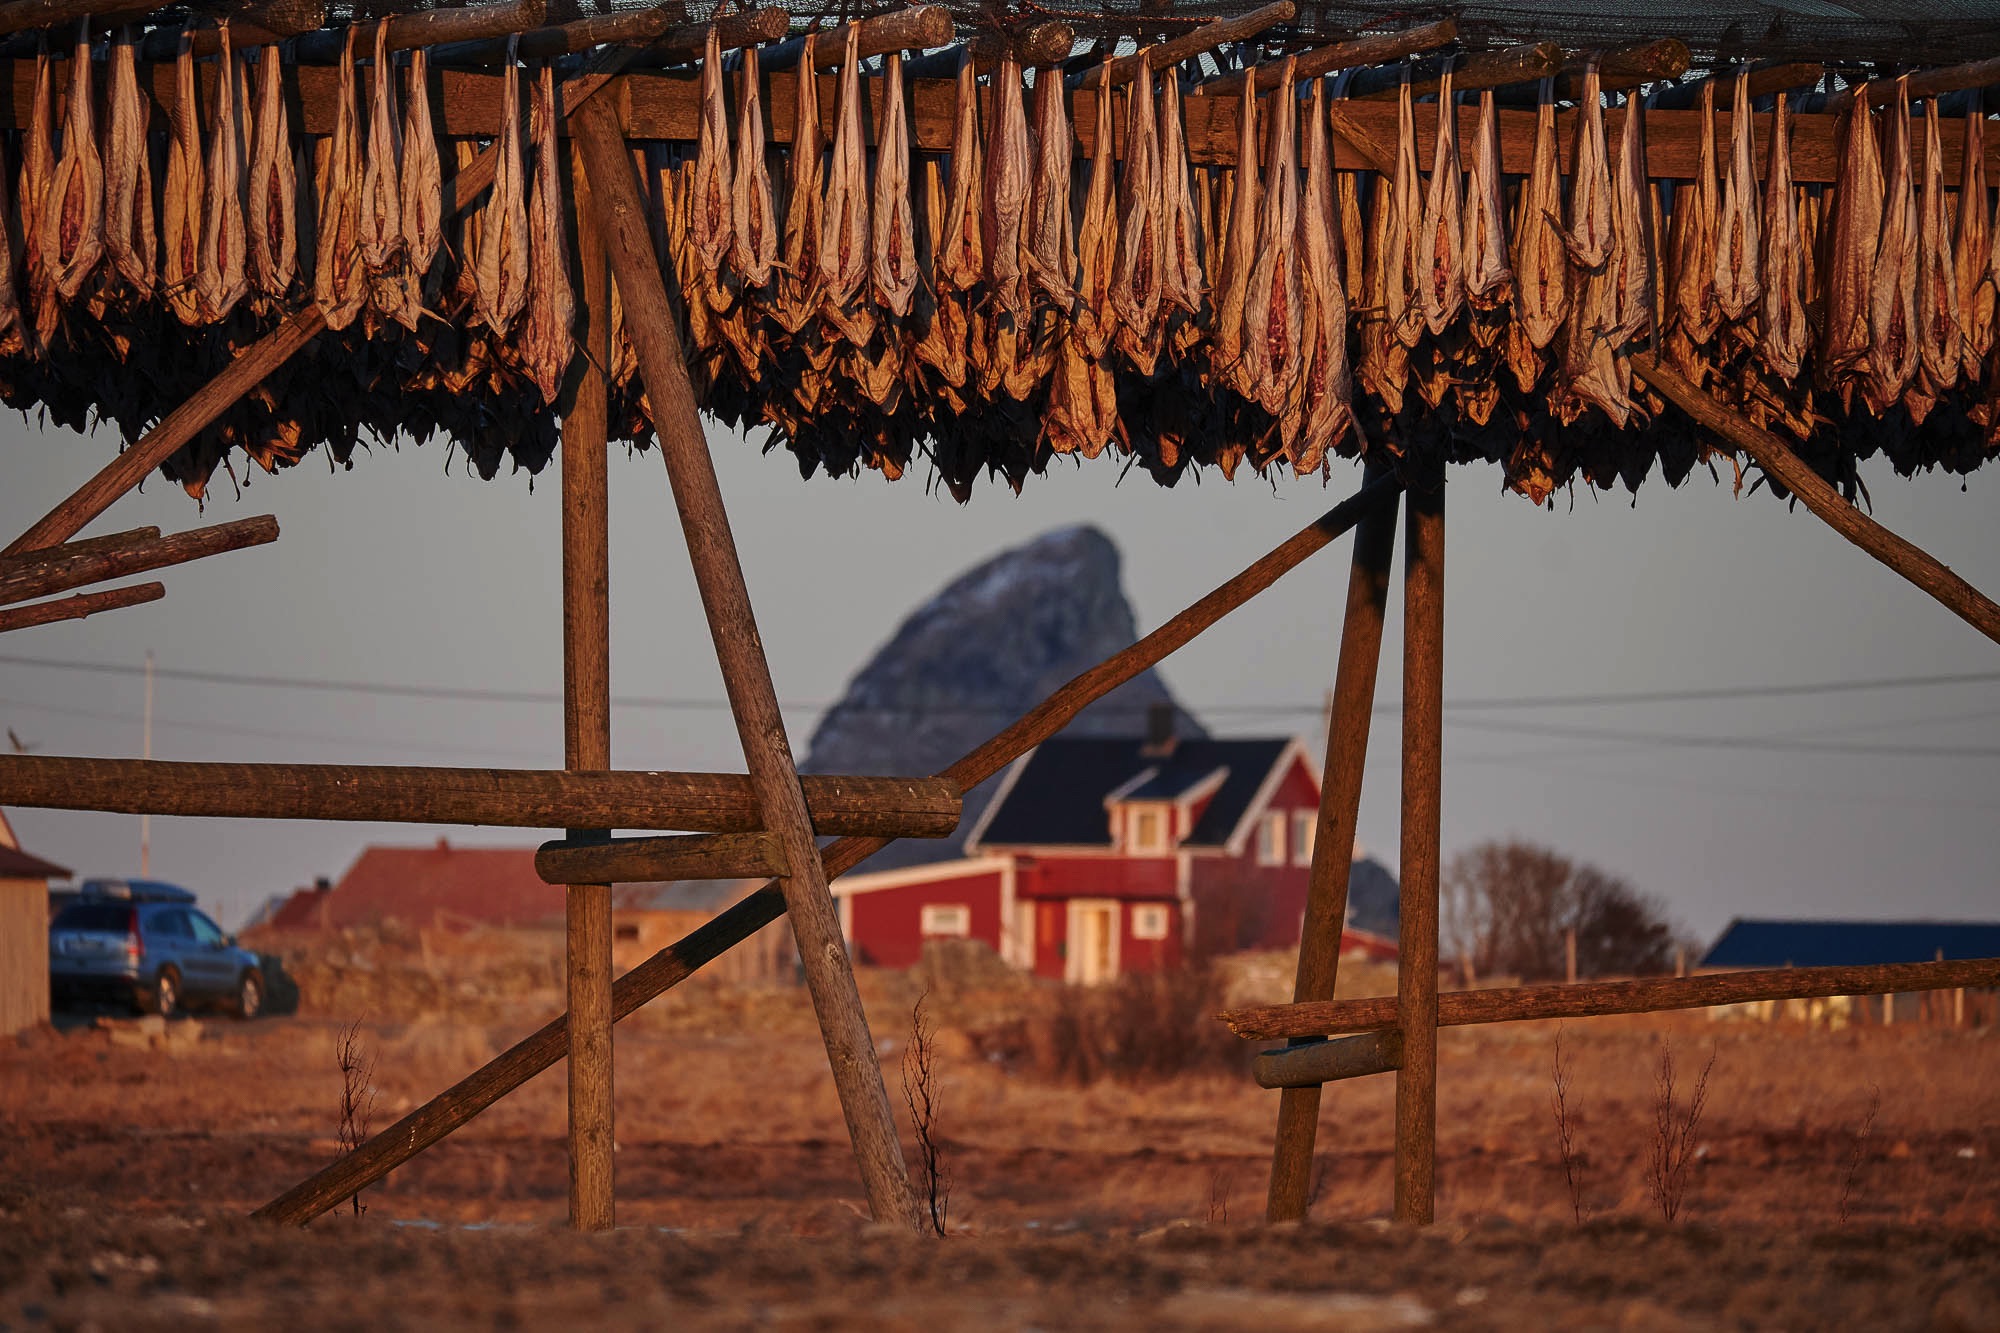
[
  {"left": 1266, "top": 464, "right": 1400, "bottom": 1224},
  {"left": 1394, "top": 469, "right": 1444, "bottom": 1227},
  {"left": 253, "top": 476, "right": 1400, "bottom": 1227},
  {"left": 1632, "top": 355, "right": 2000, "bottom": 647},
  {"left": 571, "top": 98, "right": 919, "bottom": 1232},
  {"left": 561, "top": 160, "right": 615, "bottom": 1234},
  {"left": 0, "top": 515, "right": 278, "bottom": 607},
  {"left": 0, "top": 582, "right": 163, "bottom": 634}
]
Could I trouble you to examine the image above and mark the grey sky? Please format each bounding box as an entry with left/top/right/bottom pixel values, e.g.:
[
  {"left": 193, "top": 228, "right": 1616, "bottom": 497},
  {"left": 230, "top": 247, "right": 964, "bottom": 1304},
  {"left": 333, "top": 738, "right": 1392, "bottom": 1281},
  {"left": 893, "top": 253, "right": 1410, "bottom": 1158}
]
[{"left": 3, "top": 413, "right": 1996, "bottom": 940}]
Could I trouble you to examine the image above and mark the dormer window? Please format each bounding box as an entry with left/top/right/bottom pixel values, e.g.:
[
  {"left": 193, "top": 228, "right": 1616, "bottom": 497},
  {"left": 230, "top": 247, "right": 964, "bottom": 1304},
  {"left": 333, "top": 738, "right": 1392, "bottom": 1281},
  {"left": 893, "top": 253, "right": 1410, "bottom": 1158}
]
[{"left": 1127, "top": 804, "right": 1170, "bottom": 854}]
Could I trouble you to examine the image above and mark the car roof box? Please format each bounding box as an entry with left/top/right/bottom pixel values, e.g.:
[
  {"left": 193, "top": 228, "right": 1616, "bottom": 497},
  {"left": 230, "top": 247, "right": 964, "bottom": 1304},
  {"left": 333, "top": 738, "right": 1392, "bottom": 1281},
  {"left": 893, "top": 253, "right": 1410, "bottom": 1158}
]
[{"left": 80, "top": 878, "right": 197, "bottom": 903}]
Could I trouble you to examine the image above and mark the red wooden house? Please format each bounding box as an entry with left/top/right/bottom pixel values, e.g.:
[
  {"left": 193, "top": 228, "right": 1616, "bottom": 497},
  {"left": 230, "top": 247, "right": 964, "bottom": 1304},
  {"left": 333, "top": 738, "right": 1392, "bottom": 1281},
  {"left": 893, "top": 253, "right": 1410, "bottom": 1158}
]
[{"left": 833, "top": 730, "right": 1398, "bottom": 983}]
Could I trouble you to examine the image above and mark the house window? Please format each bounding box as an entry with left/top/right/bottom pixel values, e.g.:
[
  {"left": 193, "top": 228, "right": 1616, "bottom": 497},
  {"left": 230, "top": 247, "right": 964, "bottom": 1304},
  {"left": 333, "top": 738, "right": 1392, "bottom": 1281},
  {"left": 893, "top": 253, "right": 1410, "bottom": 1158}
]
[
  {"left": 1131, "top": 904, "right": 1172, "bottom": 941},
  {"left": 1128, "top": 805, "right": 1168, "bottom": 854},
  {"left": 1293, "top": 811, "right": 1317, "bottom": 866},
  {"left": 920, "top": 903, "right": 971, "bottom": 938},
  {"left": 1256, "top": 812, "right": 1287, "bottom": 866}
]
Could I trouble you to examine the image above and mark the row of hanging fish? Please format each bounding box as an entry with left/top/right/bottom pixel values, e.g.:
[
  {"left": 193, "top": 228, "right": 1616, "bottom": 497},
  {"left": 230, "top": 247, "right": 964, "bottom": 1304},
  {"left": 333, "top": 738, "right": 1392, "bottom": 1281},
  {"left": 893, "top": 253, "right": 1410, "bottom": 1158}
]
[{"left": 3, "top": 25, "right": 1998, "bottom": 499}]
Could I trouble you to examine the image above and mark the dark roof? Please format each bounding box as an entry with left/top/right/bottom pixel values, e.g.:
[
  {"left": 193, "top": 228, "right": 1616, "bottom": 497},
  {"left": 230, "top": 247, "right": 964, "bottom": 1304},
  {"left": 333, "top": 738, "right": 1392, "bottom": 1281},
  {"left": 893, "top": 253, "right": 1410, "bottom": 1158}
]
[
  {"left": 0, "top": 845, "right": 69, "bottom": 880},
  {"left": 1702, "top": 919, "right": 2000, "bottom": 970},
  {"left": 1122, "top": 765, "right": 1229, "bottom": 802},
  {"left": 973, "top": 737, "right": 1297, "bottom": 850}
]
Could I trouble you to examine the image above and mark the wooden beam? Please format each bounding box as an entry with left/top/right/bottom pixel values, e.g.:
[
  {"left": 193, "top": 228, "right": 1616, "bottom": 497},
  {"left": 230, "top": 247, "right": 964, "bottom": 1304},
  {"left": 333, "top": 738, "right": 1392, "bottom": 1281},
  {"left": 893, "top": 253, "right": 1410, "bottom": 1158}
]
[
  {"left": 1649, "top": 61, "right": 1823, "bottom": 110},
  {"left": 0, "top": 582, "right": 163, "bottom": 634},
  {"left": 758, "top": 5, "right": 953, "bottom": 72},
  {"left": 0, "top": 515, "right": 278, "bottom": 607},
  {"left": 560, "top": 155, "right": 615, "bottom": 1235},
  {"left": 0, "top": 756, "right": 964, "bottom": 835},
  {"left": 0, "top": 525, "right": 157, "bottom": 569},
  {"left": 1558, "top": 38, "right": 1690, "bottom": 98},
  {"left": 1828, "top": 53, "right": 2000, "bottom": 113},
  {"left": 902, "top": 20, "right": 1073, "bottom": 78},
  {"left": 1255, "top": 1031, "right": 1402, "bottom": 1089},
  {"left": 436, "top": 4, "right": 786, "bottom": 66},
  {"left": 1197, "top": 18, "right": 1457, "bottom": 98},
  {"left": 251, "top": 473, "right": 1403, "bottom": 1229},
  {"left": 1394, "top": 469, "right": 1445, "bottom": 1228},
  {"left": 573, "top": 94, "right": 920, "bottom": 1232},
  {"left": 1631, "top": 355, "right": 2000, "bottom": 647},
  {"left": 538, "top": 832, "right": 785, "bottom": 885},
  {"left": 1265, "top": 463, "right": 1399, "bottom": 1224},
  {"left": 1222, "top": 957, "right": 2000, "bottom": 1040},
  {"left": 290, "top": 0, "right": 546, "bottom": 61},
  {"left": 1074, "top": 1, "right": 1296, "bottom": 89},
  {"left": 1350, "top": 41, "right": 1562, "bottom": 100},
  {"left": 0, "top": 0, "right": 152, "bottom": 39}
]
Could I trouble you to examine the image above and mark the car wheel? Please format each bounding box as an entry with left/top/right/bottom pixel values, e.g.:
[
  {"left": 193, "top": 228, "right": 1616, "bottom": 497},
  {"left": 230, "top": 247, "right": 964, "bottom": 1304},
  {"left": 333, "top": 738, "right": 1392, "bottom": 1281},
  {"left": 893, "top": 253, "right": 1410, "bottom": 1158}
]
[
  {"left": 151, "top": 967, "right": 181, "bottom": 1018},
  {"left": 233, "top": 969, "right": 264, "bottom": 1021}
]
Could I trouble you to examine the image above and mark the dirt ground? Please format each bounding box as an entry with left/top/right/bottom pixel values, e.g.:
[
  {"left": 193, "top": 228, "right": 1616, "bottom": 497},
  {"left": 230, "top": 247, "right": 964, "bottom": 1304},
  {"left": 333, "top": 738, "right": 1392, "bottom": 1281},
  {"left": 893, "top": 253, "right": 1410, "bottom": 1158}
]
[{"left": 3, "top": 928, "right": 1997, "bottom": 1330}]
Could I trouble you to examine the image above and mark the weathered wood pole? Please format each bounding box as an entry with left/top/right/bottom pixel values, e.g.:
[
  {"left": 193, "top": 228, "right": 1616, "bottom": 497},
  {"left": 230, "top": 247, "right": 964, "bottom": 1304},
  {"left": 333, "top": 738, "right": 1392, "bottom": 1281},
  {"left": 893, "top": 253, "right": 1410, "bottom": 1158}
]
[
  {"left": 560, "top": 161, "right": 616, "bottom": 1233},
  {"left": 1266, "top": 464, "right": 1400, "bottom": 1224},
  {"left": 0, "top": 515, "right": 279, "bottom": 607},
  {"left": 0, "top": 582, "right": 163, "bottom": 633},
  {"left": 1394, "top": 469, "right": 1445, "bottom": 1226},
  {"left": 571, "top": 97, "right": 920, "bottom": 1231},
  {"left": 1632, "top": 354, "right": 2000, "bottom": 646}
]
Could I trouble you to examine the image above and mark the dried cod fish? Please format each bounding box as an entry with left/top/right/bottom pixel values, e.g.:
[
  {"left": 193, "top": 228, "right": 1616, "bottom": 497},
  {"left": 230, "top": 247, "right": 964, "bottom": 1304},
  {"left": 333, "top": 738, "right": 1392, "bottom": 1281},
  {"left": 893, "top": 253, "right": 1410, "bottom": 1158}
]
[
  {"left": 1668, "top": 83, "right": 1720, "bottom": 343},
  {"left": 103, "top": 27, "right": 156, "bottom": 297},
  {"left": 520, "top": 62, "right": 575, "bottom": 405},
  {"left": 1111, "top": 60, "right": 1164, "bottom": 373},
  {"left": 1912, "top": 99, "right": 1959, "bottom": 405},
  {"left": 1297, "top": 75, "right": 1353, "bottom": 470},
  {"left": 1955, "top": 98, "right": 1994, "bottom": 378},
  {"left": 360, "top": 22, "right": 415, "bottom": 327},
  {"left": 1156, "top": 75, "right": 1202, "bottom": 323},
  {"left": 1819, "top": 88, "right": 1882, "bottom": 394},
  {"left": 1609, "top": 92, "right": 1650, "bottom": 342},
  {"left": 42, "top": 19, "right": 103, "bottom": 305},
  {"left": 1757, "top": 93, "right": 1808, "bottom": 382},
  {"left": 819, "top": 27, "right": 874, "bottom": 341},
  {"left": 1243, "top": 58, "right": 1303, "bottom": 420},
  {"left": 1863, "top": 79, "right": 1917, "bottom": 414},
  {"left": 401, "top": 47, "right": 442, "bottom": 287},
  {"left": 733, "top": 43, "right": 778, "bottom": 289},
  {"left": 1073, "top": 57, "right": 1120, "bottom": 362},
  {"left": 983, "top": 55, "right": 1032, "bottom": 318},
  {"left": 1025, "top": 61, "right": 1077, "bottom": 309},
  {"left": 1511, "top": 79, "right": 1568, "bottom": 348},
  {"left": 161, "top": 30, "right": 206, "bottom": 326},
  {"left": 691, "top": 25, "right": 733, "bottom": 272},
  {"left": 197, "top": 29, "right": 250, "bottom": 321},
  {"left": 774, "top": 34, "right": 824, "bottom": 333},
  {"left": 315, "top": 27, "right": 367, "bottom": 331},
  {"left": 0, "top": 132, "right": 25, "bottom": 351},
  {"left": 936, "top": 52, "right": 985, "bottom": 294},
  {"left": 1462, "top": 89, "right": 1511, "bottom": 311},
  {"left": 1417, "top": 68, "right": 1463, "bottom": 336},
  {"left": 1565, "top": 63, "right": 1613, "bottom": 270},
  {"left": 247, "top": 44, "right": 296, "bottom": 300},
  {"left": 1385, "top": 73, "right": 1424, "bottom": 349},
  {"left": 1212, "top": 74, "right": 1259, "bottom": 390},
  {"left": 472, "top": 39, "right": 529, "bottom": 336},
  {"left": 1357, "top": 165, "right": 1408, "bottom": 413},
  {"left": 912, "top": 153, "right": 969, "bottom": 388},
  {"left": 1713, "top": 69, "right": 1761, "bottom": 323}
]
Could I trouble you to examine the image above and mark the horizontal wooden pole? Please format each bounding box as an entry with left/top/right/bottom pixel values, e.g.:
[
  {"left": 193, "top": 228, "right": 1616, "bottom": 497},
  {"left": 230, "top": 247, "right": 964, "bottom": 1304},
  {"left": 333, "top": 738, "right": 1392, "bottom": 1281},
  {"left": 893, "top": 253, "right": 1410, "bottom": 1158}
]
[
  {"left": 758, "top": 4, "right": 952, "bottom": 71},
  {"left": 0, "top": 0, "right": 152, "bottom": 39},
  {"left": 0, "top": 582, "right": 162, "bottom": 633},
  {"left": 1254, "top": 1031, "right": 1402, "bottom": 1088},
  {"left": 437, "top": 5, "right": 786, "bottom": 67},
  {"left": 0, "top": 525, "right": 157, "bottom": 571},
  {"left": 254, "top": 475, "right": 1402, "bottom": 1227},
  {"left": 0, "top": 515, "right": 278, "bottom": 607},
  {"left": 290, "top": 0, "right": 545, "bottom": 62},
  {"left": 1648, "top": 60, "right": 1823, "bottom": 110},
  {"left": 902, "top": 21, "right": 1073, "bottom": 78},
  {"left": 1828, "top": 53, "right": 2000, "bottom": 113},
  {"left": 1632, "top": 355, "right": 2000, "bottom": 647},
  {"left": 536, "top": 831, "right": 787, "bottom": 884},
  {"left": 1197, "top": 18, "right": 1457, "bottom": 98},
  {"left": 0, "top": 756, "right": 962, "bottom": 836},
  {"left": 1074, "top": 0, "right": 1295, "bottom": 89},
  {"left": 1221, "top": 958, "right": 2000, "bottom": 1041},
  {"left": 1349, "top": 40, "right": 1563, "bottom": 100}
]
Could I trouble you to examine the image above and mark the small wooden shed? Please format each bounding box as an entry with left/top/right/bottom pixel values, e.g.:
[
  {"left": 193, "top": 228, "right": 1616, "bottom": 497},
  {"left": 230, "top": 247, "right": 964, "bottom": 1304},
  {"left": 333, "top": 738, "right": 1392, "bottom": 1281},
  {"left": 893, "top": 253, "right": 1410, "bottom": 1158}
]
[
  {"left": 612, "top": 879, "right": 797, "bottom": 985},
  {"left": 0, "top": 809, "right": 69, "bottom": 1036}
]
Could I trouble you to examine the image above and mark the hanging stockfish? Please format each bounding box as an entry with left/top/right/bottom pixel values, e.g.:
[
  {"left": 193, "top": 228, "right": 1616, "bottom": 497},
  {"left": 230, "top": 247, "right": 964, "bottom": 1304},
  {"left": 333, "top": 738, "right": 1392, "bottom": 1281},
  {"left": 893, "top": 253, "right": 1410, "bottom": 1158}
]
[
  {"left": 935, "top": 53, "right": 985, "bottom": 294},
  {"left": 773, "top": 34, "right": 824, "bottom": 334},
  {"left": 1244, "top": 57, "right": 1303, "bottom": 426},
  {"left": 1158, "top": 74, "right": 1203, "bottom": 325},
  {"left": 247, "top": 43, "right": 296, "bottom": 300},
  {"left": 1048, "top": 57, "right": 1120, "bottom": 457},
  {"left": 401, "top": 47, "right": 442, "bottom": 292},
  {"left": 519, "top": 62, "right": 574, "bottom": 405},
  {"left": 1212, "top": 74, "right": 1258, "bottom": 392},
  {"left": 1025, "top": 60, "right": 1077, "bottom": 309},
  {"left": 103, "top": 27, "right": 156, "bottom": 298},
  {"left": 1297, "top": 75, "right": 1352, "bottom": 471},
  {"left": 1072, "top": 58, "right": 1120, "bottom": 363},
  {"left": 40, "top": 18, "right": 103, "bottom": 308},
  {"left": 1111, "top": 59, "right": 1165, "bottom": 373},
  {"left": 18, "top": 40, "right": 52, "bottom": 342},
  {"left": 360, "top": 22, "right": 416, "bottom": 328},
  {"left": 160, "top": 30, "right": 205, "bottom": 326},
  {"left": 1511, "top": 79, "right": 1567, "bottom": 352},
  {"left": 1560, "top": 90, "right": 1640, "bottom": 428},
  {"left": 1713, "top": 70, "right": 1761, "bottom": 325},
  {"left": 1417, "top": 67, "right": 1463, "bottom": 336},
  {"left": 0, "top": 122, "right": 20, "bottom": 350},
  {"left": 315, "top": 27, "right": 368, "bottom": 332},
  {"left": 1609, "top": 92, "right": 1651, "bottom": 344},
  {"left": 1564, "top": 64, "right": 1613, "bottom": 271},
  {"left": 1819, "top": 88, "right": 1883, "bottom": 402},
  {"left": 691, "top": 26, "right": 733, "bottom": 272},
  {"left": 1956, "top": 99, "right": 1993, "bottom": 378},
  {"left": 1667, "top": 83, "right": 1720, "bottom": 346},
  {"left": 818, "top": 26, "right": 873, "bottom": 344},
  {"left": 1357, "top": 152, "right": 1407, "bottom": 413},
  {"left": 472, "top": 38, "right": 529, "bottom": 336},
  {"left": 1462, "top": 89, "right": 1511, "bottom": 314},
  {"left": 983, "top": 55, "right": 1033, "bottom": 318},
  {"left": 1910, "top": 99, "right": 1958, "bottom": 414},
  {"left": 1863, "top": 79, "right": 1917, "bottom": 416},
  {"left": 1757, "top": 93, "right": 1808, "bottom": 382},
  {"left": 1384, "top": 73, "right": 1424, "bottom": 350},
  {"left": 732, "top": 44, "right": 778, "bottom": 290},
  {"left": 912, "top": 151, "right": 969, "bottom": 387},
  {"left": 198, "top": 28, "right": 251, "bottom": 322}
]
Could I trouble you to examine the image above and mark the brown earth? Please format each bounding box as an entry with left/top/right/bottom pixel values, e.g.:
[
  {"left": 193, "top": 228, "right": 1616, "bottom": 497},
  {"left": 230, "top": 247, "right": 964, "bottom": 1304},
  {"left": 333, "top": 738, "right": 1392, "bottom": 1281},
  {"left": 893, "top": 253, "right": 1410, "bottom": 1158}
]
[{"left": 2, "top": 927, "right": 1996, "bottom": 1330}]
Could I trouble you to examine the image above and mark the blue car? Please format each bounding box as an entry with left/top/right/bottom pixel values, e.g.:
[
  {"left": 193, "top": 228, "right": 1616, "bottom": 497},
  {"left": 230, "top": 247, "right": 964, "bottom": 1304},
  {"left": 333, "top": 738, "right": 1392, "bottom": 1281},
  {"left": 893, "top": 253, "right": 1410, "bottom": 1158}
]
[{"left": 48, "top": 879, "right": 267, "bottom": 1019}]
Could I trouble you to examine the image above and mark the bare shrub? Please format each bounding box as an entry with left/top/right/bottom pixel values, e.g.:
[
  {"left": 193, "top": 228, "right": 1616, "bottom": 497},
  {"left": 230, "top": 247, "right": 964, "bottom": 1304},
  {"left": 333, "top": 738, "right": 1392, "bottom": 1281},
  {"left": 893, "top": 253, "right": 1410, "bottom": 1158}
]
[
  {"left": 1645, "top": 1038, "right": 1716, "bottom": 1223},
  {"left": 901, "top": 993, "right": 950, "bottom": 1237},
  {"left": 1551, "top": 1027, "right": 1589, "bottom": 1223},
  {"left": 1024, "top": 964, "right": 1243, "bottom": 1083},
  {"left": 335, "top": 1019, "right": 377, "bottom": 1217},
  {"left": 1838, "top": 1084, "right": 1883, "bottom": 1224},
  {"left": 1207, "top": 1166, "right": 1231, "bottom": 1225}
]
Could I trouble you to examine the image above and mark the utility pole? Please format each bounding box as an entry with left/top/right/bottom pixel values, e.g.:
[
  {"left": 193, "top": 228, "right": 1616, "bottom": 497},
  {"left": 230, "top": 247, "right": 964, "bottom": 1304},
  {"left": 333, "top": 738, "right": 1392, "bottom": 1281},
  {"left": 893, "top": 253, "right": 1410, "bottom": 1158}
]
[{"left": 141, "top": 649, "right": 153, "bottom": 876}]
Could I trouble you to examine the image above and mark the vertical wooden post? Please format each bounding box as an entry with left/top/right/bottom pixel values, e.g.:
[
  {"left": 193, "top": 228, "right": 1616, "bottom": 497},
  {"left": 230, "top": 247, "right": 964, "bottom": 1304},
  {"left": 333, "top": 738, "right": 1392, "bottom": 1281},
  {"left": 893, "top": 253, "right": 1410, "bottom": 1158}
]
[
  {"left": 561, "top": 155, "right": 616, "bottom": 1233},
  {"left": 1266, "top": 464, "right": 1400, "bottom": 1223},
  {"left": 1565, "top": 927, "right": 1577, "bottom": 985},
  {"left": 570, "top": 99, "right": 919, "bottom": 1230},
  {"left": 1394, "top": 468, "right": 1444, "bottom": 1226}
]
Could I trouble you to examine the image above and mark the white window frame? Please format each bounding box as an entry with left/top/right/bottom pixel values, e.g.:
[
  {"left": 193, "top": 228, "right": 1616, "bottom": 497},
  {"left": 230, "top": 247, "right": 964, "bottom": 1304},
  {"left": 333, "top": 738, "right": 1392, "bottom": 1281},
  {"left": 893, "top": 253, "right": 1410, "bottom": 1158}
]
[
  {"left": 919, "top": 903, "right": 971, "bottom": 938},
  {"left": 1256, "top": 811, "right": 1287, "bottom": 866},
  {"left": 1131, "top": 903, "right": 1172, "bottom": 941},
  {"left": 1293, "top": 810, "right": 1318, "bottom": 866},
  {"left": 1127, "top": 804, "right": 1170, "bottom": 855}
]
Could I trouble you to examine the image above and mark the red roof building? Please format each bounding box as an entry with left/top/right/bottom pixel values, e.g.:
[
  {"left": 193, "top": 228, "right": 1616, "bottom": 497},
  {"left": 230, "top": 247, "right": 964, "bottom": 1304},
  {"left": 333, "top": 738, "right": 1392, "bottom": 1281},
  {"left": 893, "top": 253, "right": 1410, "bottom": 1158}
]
[
  {"left": 266, "top": 838, "right": 562, "bottom": 932},
  {"left": 833, "top": 733, "right": 1399, "bottom": 983}
]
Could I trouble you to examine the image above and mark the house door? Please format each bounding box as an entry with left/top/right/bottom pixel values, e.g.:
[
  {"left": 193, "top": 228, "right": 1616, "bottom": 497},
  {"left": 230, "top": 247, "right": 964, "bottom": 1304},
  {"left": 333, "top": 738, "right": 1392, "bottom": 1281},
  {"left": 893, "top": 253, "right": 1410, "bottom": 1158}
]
[{"left": 1067, "top": 900, "right": 1121, "bottom": 985}]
